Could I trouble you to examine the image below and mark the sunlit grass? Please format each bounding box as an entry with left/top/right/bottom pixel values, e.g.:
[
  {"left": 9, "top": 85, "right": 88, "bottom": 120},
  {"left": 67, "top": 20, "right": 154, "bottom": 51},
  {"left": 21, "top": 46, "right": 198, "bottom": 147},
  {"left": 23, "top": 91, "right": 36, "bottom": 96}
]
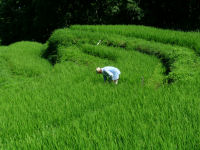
[{"left": 0, "top": 25, "right": 200, "bottom": 149}]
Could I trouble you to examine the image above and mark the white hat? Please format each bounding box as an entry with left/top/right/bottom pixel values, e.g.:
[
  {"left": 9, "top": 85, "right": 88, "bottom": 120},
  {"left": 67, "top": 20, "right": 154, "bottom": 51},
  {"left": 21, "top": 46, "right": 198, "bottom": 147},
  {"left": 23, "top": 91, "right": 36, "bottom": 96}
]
[{"left": 96, "top": 67, "right": 101, "bottom": 72}]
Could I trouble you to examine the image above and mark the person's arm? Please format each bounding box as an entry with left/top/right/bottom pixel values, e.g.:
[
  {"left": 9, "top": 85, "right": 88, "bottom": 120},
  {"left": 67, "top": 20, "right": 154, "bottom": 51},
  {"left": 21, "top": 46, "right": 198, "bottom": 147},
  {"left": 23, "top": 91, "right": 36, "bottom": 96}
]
[
  {"left": 105, "top": 70, "right": 113, "bottom": 78},
  {"left": 105, "top": 70, "right": 113, "bottom": 82}
]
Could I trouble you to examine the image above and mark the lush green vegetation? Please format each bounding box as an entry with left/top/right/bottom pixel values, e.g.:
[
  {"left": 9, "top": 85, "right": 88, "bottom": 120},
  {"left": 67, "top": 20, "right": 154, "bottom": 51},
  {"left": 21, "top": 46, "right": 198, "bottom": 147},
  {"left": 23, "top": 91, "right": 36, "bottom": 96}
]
[
  {"left": 0, "top": 25, "right": 200, "bottom": 149},
  {"left": 71, "top": 25, "right": 200, "bottom": 52}
]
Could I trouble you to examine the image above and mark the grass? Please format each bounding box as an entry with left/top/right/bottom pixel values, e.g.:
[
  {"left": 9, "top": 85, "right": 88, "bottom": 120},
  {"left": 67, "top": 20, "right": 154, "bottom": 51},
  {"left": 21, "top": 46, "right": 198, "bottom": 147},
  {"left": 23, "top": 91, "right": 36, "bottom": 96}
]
[
  {"left": 0, "top": 25, "right": 200, "bottom": 149},
  {"left": 71, "top": 25, "right": 200, "bottom": 53}
]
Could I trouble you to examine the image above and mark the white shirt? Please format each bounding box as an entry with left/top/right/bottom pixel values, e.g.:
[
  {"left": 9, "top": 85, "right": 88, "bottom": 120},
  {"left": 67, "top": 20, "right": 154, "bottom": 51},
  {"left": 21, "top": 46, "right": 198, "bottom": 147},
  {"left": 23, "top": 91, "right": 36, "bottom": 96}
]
[{"left": 102, "top": 66, "right": 121, "bottom": 80}]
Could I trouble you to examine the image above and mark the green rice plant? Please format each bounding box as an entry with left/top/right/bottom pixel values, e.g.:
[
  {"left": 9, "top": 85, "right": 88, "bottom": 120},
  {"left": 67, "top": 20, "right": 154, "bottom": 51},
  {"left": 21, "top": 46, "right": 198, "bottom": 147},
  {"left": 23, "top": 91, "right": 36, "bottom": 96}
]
[
  {"left": 57, "top": 46, "right": 111, "bottom": 66},
  {"left": 80, "top": 44, "right": 120, "bottom": 61},
  {"left": 45, "top": 27, "right": 200, "bottom": 84},
  {"left": 71, "top": 25, "right": 200, "bottom": 53},
  {"left": 0, "top": 26, "right": 200, "bottom": 149}
]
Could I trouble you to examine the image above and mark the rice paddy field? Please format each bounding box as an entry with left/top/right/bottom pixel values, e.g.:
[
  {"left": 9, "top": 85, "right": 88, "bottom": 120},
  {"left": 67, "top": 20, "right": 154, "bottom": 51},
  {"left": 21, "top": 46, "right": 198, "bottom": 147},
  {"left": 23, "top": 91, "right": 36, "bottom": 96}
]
[{"left": 0, "top": 25, "right": 200, "bottom": 149}]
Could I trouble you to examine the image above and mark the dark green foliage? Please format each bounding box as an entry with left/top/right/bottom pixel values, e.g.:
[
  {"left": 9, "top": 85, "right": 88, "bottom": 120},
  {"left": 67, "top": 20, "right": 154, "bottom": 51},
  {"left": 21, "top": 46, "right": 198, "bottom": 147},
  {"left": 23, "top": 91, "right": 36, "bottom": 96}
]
[
  {"left": 0, "top": 0, "right": 70, "bottom": 44},
  {"left": 139, "top": 0, "right": 200, "bottom": 30},
  {"left": 0, "top": 0, "right": 200, "bottom": 45},
  {"left": 0, "top": 0, "right": 143, "bottom": 44}
]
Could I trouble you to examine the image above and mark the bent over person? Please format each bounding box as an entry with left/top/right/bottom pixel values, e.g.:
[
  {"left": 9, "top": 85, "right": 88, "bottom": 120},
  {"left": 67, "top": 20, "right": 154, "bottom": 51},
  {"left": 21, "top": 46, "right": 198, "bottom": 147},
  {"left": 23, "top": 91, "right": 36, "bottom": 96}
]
[{"left": 96, "top": 66, "right": 121, "bottom": 84}]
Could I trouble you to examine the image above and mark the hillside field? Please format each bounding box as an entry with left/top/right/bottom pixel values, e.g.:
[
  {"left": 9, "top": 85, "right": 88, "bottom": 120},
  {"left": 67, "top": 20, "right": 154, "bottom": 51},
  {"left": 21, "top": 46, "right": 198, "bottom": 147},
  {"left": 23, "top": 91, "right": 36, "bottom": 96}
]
[{"left": 0, "top": 25, "right": 200, "bottom": 149}]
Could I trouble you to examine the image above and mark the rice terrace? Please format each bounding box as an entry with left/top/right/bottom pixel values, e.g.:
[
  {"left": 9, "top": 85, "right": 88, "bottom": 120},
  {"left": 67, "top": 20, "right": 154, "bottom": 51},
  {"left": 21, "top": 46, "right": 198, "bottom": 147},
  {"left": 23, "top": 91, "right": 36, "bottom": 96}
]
[{"left": 0, "top": 25, "right": 200, "bottom": 149}]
